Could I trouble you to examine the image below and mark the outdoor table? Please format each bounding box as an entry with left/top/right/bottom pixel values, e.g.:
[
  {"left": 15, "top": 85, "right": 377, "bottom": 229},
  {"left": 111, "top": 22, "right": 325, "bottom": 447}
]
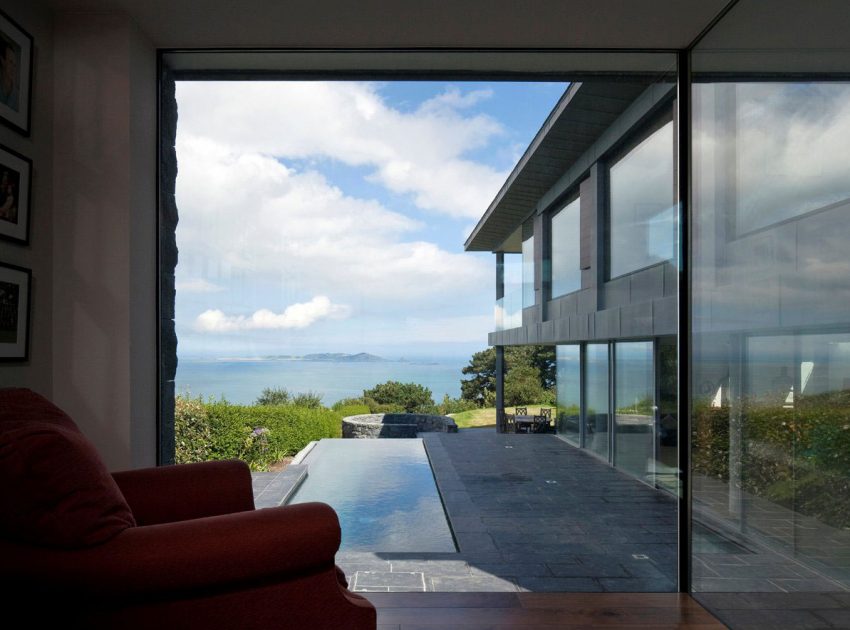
[{"left": 514, "top": 415, "right": 537, "bottom": 433}]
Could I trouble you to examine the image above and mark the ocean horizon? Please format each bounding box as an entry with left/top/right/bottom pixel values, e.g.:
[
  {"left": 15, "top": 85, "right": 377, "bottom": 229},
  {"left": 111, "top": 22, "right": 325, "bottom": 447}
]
[{"left": 175, "top": 356, "right": 468, "bottom": 406}]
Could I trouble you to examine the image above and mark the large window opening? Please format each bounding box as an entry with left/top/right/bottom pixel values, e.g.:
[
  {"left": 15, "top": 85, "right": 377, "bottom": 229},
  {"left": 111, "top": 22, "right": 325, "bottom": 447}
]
[
  {"left": 160, "top": 50, "right": 682, "bottom": 595},
  {"left": 608, "top": 114, "right": 676, "bottom": 279},
  {"left": 549, "top": 195, "right": 581, "bottom": 298}
]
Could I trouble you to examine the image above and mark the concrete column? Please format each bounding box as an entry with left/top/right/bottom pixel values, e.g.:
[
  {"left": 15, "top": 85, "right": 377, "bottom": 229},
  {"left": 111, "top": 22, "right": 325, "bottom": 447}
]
[{"left": 495, "top": 345, "right": 505, "bottom": 432}]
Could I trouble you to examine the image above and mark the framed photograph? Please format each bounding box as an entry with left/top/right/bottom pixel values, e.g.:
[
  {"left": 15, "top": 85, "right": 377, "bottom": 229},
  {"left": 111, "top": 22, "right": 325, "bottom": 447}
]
[
  {"left": 0, "top": 144, "right": 31, "bottom": 243},
  {"left": 0, "top": 9, "right": 32, "bottom": 136},
  {"left": 0, "top": 262, "right": 30, "bottom": 361}
]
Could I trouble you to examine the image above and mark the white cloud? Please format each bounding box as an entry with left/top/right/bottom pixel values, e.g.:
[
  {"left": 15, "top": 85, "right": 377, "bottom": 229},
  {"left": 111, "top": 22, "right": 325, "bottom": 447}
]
[
  {"left": 176, "top": 278, "right": 224, "bottom": 293},
  {"left": 195, "top": 296, "right": 350, "bottom": 332},
  {"left": 176, "top": 82, "right": 507, "bottom": 219},
  {"left": 175, "top": 134, "right": 491, "bottom": 306}
]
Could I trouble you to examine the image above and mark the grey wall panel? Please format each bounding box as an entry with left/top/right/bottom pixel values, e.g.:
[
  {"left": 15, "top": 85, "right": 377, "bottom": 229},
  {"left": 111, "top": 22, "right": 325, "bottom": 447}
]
[
  {"left": 577, "top": 288, "right": 598, "bottom": 314},
  {"left": 556, "top": 317, "right": 570, "bottom": 342},
  {"left": 630, "top": 264, "right": 665, "bottom": 303},
  {"left": 652, "top": 295, "right": 678, "bottom": 335},
  {"left": 663, "top": 260, "right": 678, "bottom": 297},
  {"left": 595, "top": 307, "right": 621, "bottom": 339},
  {"left": 621, "top": 302, "right": 653, "bottom": 338},
  {"left": 603, "top": 276, "right": 630, "bottom": 309},
  {"left": 571, "top": 314, "right": 590, "bottom": 339}
]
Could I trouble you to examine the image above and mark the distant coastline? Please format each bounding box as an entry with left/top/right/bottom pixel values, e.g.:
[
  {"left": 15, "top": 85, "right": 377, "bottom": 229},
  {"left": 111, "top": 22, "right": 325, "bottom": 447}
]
[
  {"left": 210, "top": 352, "right": 390, "bottom": 363},
  {"left": 176, "top": 354, "right": 464, "bottom": 405}
]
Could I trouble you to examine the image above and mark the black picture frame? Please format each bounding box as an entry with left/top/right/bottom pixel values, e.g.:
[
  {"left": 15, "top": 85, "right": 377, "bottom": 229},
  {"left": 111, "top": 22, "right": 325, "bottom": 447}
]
[
  {"left": 0, "top": 9, "right": 33, "bottom": 136},
  {"left": 0, "top": 261, "right": 30, "bottom": 361},
  {"left": 0, "top": 143, "right": 31, "bottom": 244}
]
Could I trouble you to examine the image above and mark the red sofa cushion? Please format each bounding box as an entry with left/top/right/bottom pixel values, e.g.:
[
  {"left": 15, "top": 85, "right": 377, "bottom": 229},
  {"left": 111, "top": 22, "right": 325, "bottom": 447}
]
[
  {"left": 0, "top": 389, "right": 136, "bottom": 548},
  {"left": 0, "top": 387, "right": 78, "bottom": 430}
]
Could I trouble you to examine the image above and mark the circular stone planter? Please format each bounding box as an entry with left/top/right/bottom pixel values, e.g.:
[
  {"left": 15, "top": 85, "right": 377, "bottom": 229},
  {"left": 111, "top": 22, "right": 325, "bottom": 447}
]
[{"left": 342, "top": 413, "right": 459, "bottom": 439}]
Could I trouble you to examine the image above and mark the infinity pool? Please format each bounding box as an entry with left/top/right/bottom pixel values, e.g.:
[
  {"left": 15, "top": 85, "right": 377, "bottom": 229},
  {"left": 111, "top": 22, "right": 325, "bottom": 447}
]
[{"left": 286, "top": 439, "right": 456, "bottom": 552}]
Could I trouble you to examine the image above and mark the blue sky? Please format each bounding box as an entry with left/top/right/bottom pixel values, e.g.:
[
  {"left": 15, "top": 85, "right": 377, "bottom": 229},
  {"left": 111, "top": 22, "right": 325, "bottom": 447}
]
[{"left": 174, "top": 81, "right": 566, "bottom": 359}]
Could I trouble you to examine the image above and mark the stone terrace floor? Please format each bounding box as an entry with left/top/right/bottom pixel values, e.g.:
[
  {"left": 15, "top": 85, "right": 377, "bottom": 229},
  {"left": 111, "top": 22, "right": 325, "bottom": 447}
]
[{"left": 255, "top": 430, "right": 679, "bottom": 593}]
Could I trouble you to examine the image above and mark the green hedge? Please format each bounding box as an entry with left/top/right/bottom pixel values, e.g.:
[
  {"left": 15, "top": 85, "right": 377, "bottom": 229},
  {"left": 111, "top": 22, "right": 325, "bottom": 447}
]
[
  {"left": 692, "top": 391, "right": 850, "bottom": 528},
  {"left": 175, "top": 396, "right": 341, "bottom": 471},
  {"left": 333, "top": 403, "right": 371, "bottom": 417}
]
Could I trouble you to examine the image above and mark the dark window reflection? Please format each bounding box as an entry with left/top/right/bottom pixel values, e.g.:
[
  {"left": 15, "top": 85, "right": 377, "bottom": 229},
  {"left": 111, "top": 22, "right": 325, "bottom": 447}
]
[
  {"left": 556, "top": 344, "right": 581, "bottom": 445},
  {"left": 586, "top": 343, "right": 610, "bottom": 460}
]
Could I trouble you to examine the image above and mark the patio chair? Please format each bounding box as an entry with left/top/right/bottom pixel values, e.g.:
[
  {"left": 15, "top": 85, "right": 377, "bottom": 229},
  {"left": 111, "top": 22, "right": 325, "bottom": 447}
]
[
  {"left": 503, "top": 411, "right": 517, "bottom": 434},
  {"left": 514, "top": 406, "right": 527, "bottom": 416},
  {"left": 0, "top": 388, "right": 377, "bottom": 630},
  {"left": 528, "top": 408, "right": 552, "bottom": 434}
]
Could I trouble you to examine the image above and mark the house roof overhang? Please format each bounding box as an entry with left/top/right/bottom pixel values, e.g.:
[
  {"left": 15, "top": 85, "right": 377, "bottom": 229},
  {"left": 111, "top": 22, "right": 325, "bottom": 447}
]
[{"left": 463, "top": 80, "right": 652, "bottom": 253}]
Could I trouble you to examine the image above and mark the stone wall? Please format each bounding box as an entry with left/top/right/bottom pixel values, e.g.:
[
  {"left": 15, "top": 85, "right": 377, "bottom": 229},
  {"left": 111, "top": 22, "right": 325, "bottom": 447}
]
[{"left": 342, "top": 413, "right": 459, "bottom": 439}]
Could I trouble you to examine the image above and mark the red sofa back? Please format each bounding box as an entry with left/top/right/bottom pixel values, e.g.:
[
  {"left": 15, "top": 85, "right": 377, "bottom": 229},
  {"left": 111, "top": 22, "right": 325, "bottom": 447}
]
[{"left": 0, "top": 388, "right": 136, "bottom": 548}]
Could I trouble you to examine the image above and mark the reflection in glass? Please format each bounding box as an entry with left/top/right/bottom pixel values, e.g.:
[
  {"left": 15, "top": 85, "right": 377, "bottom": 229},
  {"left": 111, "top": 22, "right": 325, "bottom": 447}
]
[
  {"left": 656, "top": 337, "right": 678, "bottom": 493},
  {"left": 497, "top": 254, "right": 522, "bottom": 330},
  {"left": 693, "top": 77, "right": 850, "bottom": 591},
  {"left": 550, "top": 197, "right": 581, "bottom": 298},
  {"left": 614, "top": 341, "right": 654, "bottom": 481},
  {"left": 556, "top": 344, "right": 581, "bottom": 445},
  {"left": 609, "top": 119, "right": 675, "bottom": 278},
  {"left": 586, "top": 343, "right": 610, "bottom": 460},
  {"left": 522, "top": 232, "right": 534, "bottom": 309},
  {"left": 714, "top": 83, "right": 850, "bottom": 235}
]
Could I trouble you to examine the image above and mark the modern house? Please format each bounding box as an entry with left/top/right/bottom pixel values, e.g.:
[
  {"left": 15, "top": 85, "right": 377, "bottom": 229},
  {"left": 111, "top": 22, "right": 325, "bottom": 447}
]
[
  {"left": 465, "top": 79, "right": 680, "bottom": 490},
  {"left": 2, "top": 0, "right": 849, "bottom": 627}
]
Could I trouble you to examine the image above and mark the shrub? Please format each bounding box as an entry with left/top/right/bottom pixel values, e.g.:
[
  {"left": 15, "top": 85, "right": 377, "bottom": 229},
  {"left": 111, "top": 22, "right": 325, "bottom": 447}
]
[
  {"left": 438, "top": 394, "right": 477, "bottom": 415},
  {"left": 174, "top": 395, "right": 213, "bottom": 464},
  {"left": 291, "top": 391, "right": 324, "bottom": 408},
  {"left": 332, "top": 397, "right": 368, "bottom": 411},
  {"left": 335, "top": 403, "right": 371, "bottom": 417},
  {"left": 255, "top": 387, "right": 290, "bottom": 406},
  {"left": 175, "top": 397, "right": 341, "bottom": 471},
  {"left": 363, "top": 381, "right": 435, "bottom": 413}
]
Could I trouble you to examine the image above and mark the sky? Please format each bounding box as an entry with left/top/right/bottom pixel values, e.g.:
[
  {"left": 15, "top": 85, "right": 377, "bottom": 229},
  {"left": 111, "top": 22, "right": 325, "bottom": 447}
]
[{"left": 174, "top": 81, "right": 567, "bottom": 360}]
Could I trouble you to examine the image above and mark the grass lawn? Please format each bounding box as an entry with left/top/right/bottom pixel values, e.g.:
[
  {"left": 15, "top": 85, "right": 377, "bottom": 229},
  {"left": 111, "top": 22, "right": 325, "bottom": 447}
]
[{"left": 450, "top": 403, "right": 553, "bottom": 430}]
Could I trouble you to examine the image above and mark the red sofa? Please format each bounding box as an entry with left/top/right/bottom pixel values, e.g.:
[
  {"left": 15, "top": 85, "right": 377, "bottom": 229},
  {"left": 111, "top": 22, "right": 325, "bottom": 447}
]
[{"left": 0, "top": 388, "right": 376, "bottom": 629}]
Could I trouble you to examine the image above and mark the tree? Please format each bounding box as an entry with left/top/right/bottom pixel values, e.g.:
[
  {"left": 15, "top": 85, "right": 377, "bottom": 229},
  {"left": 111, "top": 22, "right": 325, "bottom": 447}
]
[
  {"left": 363, "top": 381, "right": 435, "bottom": 413},
  {"left": 255, "top": 387, "right": 290, "bottom": 406},
  {"left": 503, "top": 365, "right": 546, "bottom": 407},
  {"left": 460, "top": 348, "right": 497, "bottom": 405},
  {"left": 460, "top": 345, "right": 556, "bottom": 405}
]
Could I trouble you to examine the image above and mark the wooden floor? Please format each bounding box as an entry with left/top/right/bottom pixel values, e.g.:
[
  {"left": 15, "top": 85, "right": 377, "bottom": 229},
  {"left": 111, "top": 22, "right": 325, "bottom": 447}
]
[{"left": 365, "top": 592, "right": 726, "bottom": 629}]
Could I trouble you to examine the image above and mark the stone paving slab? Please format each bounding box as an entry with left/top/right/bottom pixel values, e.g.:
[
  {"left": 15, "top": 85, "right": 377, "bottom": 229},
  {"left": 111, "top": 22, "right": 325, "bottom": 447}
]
[{"left": 252, "top": 429, "right": 850, "bottom": 606}]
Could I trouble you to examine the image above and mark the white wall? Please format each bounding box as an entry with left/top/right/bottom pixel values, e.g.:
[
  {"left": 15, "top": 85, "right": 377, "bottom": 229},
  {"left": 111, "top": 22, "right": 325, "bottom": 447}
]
[
  {"left": 51, "top": 11, "right": 156, "bottom": 470},
  {"left": 0, "top": 0, "right": 53, "bottom": 396}
]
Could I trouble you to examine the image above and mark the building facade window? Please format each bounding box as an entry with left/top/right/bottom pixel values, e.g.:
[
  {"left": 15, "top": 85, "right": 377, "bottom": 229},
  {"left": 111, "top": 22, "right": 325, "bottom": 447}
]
[
  {"left": 497, "top": 253, "right": 523, "bottom": 330},
  {"left": 521, "top": 222, "right": 535, "bottom": 309},
  {"left": 614, "top": 341, "right": 655, "bottom": 481},
  {"left": 555, "top": 344, "right": 581, "bottom": 445},
  {"left": 608, "top": 116, "right": 676, "bottom": 279},
  {"left": 585, "top": 343, "right": 610, "bottom": 460},
  {"left": 549, "top": 196, "right": 581, "bottom": 298}
]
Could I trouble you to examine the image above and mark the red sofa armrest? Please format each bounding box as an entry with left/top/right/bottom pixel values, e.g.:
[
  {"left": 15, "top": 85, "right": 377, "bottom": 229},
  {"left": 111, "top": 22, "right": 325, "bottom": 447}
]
[
  {"left": 6, "top": 502, "right": 342, "bottom": 599},
  {"left": 112, "top": 460, "right": 254, "bottom": 525}
]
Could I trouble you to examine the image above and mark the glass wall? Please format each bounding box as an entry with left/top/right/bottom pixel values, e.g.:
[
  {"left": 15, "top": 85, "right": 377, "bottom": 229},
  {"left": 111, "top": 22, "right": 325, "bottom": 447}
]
[
  {"left": 550, "top": 197, "right": 581, "bottom": 298},
  {"left": 496, "top": 253, "right": 523, "bottom": 330},
  {"left": 692, "top": 0, "right": 850, "bottom": 594},
  {"left": 608, "top": 118, "right": 676, "bottom": 278},
  {"left": 521, "top": 230, "right": 534, "bottom": 309},
  {"left": 614, "top": 341, "right": 654, "bottom": 481},
  {"left": 556, "top": 344, "right": 581, "bottom": 445},
  {"left": 585, "top": 343, "right": 610, "bottom": 460},
  {"left": 655, "top": 337, "right": 678, "bottom": 493}
]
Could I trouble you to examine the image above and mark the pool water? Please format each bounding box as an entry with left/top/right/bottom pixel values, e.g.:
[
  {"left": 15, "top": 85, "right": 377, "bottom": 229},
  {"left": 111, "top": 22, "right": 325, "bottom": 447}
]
[{"left": 286, "top": 439, "right": 457, "bottom": 552}]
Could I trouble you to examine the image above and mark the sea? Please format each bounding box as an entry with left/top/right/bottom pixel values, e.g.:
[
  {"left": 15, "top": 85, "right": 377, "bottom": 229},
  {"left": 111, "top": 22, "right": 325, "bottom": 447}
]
[{"left": 175, "top": 357, "right": 468, "bottom": 406}]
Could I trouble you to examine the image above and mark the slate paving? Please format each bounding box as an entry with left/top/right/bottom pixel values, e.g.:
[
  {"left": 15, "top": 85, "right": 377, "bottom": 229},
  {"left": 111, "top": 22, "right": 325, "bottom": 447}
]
[{"left": 332, "top": 430, "right": 679, "bottom": 592}]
